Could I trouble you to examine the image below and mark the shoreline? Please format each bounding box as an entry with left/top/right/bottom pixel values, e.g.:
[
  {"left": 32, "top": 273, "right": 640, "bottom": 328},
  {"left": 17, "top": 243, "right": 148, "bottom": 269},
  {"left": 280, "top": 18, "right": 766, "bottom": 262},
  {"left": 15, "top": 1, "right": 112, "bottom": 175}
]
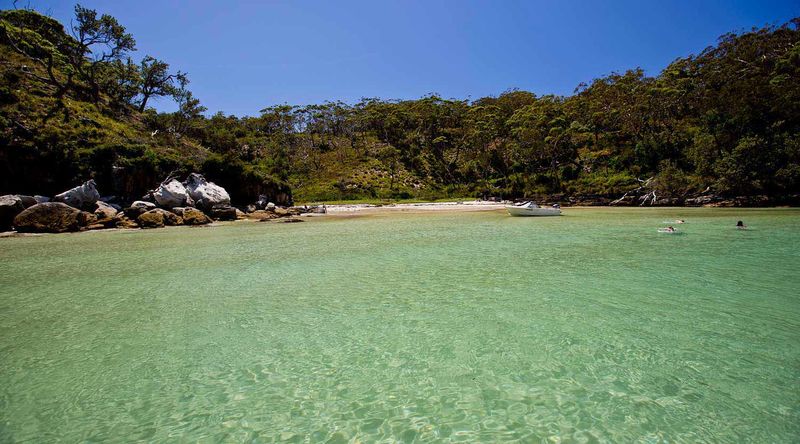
[
  {"left": 2, "top": 203, "right": 797, "bottom": 238},
  {"left": 323, "top": 200, "right": 507, "bottom": 214},
  {"left": 321, "top": 200, "right": 799, "bottom": 215}
]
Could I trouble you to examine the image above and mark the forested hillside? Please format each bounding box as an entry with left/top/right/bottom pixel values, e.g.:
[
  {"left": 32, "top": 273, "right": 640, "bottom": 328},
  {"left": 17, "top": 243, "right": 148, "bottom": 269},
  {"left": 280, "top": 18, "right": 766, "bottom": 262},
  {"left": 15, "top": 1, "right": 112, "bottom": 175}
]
[{"left": 1, "top": 6, "right": 798, "bottom": 205}]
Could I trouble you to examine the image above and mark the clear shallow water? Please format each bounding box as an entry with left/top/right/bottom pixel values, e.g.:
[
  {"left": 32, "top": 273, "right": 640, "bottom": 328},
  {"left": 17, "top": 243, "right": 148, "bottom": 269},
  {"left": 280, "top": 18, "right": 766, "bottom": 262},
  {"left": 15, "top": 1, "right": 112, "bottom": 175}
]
[{"left": 0, "top": 208, "right": 799, "bottom": 443}]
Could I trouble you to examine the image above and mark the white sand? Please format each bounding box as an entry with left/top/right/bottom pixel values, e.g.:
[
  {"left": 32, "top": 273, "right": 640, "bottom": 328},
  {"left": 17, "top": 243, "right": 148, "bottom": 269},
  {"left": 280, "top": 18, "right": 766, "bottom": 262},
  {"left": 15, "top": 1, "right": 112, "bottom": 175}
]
[{"left": 324, "top": 200, "right": 508, "bottom": 214}]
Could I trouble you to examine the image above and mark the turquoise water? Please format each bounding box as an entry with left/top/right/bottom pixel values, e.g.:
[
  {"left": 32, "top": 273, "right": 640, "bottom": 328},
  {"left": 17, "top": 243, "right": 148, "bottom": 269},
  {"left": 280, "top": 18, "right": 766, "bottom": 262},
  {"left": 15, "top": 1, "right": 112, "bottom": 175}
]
[{"left": 1, "top": 208, "right": 799, "bottom": 442}]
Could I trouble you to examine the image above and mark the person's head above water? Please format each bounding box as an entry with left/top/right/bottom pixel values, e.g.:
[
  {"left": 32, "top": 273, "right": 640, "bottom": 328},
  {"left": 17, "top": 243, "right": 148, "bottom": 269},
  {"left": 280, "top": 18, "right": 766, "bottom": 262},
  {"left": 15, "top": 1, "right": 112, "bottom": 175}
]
[{"left": 737, "top": 220, "right": 744, "bottom": 226}]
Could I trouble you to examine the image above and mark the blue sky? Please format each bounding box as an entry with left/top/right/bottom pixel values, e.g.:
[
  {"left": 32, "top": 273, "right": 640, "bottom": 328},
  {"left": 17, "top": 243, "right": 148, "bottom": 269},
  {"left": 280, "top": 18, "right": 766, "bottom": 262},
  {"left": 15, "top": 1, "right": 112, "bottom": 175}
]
[{"left": 7, "top": 0, "right": 799, "bottom": 115}]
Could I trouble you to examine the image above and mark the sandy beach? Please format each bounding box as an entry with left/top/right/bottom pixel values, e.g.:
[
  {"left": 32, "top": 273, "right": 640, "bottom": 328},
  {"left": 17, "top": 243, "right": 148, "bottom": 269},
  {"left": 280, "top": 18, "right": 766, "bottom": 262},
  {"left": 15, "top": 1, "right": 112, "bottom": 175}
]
[{"left": 323, "top": 200, "right": 508, "bottom": 214}]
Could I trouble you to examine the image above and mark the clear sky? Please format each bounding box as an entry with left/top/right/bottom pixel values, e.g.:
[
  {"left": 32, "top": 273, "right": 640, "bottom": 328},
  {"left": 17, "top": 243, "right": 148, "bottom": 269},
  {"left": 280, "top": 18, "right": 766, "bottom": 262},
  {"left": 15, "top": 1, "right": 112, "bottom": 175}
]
[{"left": 7, "top": 0, "right": 799, "bottom": 116}]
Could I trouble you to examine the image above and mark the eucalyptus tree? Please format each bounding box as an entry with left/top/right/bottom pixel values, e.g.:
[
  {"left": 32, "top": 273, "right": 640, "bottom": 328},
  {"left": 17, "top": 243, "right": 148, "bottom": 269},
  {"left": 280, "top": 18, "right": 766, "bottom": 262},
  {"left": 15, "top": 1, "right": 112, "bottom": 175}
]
[{"left": 508, "top": 96, "right": 575, "bottom": 191}]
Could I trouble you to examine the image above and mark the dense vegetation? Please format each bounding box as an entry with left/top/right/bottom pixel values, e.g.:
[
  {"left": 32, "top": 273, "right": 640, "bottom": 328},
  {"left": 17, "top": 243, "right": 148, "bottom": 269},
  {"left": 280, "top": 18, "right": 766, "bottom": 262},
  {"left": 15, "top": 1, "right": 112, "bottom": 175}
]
[{"left": 1, "top": 6, "right": 799, "bottom": 205}]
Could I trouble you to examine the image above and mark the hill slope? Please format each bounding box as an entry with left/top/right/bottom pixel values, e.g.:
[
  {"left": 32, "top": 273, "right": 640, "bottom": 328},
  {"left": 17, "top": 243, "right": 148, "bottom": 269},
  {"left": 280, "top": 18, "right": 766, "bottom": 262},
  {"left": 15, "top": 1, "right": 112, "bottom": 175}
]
[{"left": 2, "top": 7, "right": 799, "bottom": 206}]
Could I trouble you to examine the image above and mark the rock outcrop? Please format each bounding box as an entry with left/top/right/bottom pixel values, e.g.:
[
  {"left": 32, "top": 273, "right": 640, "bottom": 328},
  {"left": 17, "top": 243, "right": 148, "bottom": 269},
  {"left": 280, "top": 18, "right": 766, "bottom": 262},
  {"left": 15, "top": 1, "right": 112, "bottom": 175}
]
[
  {"left": 154, "top": 179, "right": 193, "bottom": 208},
  {"left": 184, "top": 173, "right": 230, "bottom": 210},
  {"left": 0, "top": 195, "right": 26, "bottom": 231},
  {"left": 54, "top": 180, "right": 101, "bottom": 210},
  {"left": 13, "top": 202, "right": 95, "bottom": 233}
]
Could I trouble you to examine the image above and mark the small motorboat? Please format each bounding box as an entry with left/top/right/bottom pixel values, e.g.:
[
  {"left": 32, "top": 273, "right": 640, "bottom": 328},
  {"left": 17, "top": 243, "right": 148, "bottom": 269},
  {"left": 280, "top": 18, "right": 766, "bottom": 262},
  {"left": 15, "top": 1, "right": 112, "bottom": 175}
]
[{"left": 506, "top": 201, "right": 562, "bottom": 217}]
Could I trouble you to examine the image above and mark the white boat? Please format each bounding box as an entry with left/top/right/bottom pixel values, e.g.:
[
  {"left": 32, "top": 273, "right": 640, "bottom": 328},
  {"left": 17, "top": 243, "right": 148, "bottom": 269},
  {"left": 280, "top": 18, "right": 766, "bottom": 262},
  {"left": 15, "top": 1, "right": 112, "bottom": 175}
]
[{"left": 506, "top": 201, "right": 562, "bottom": 217}]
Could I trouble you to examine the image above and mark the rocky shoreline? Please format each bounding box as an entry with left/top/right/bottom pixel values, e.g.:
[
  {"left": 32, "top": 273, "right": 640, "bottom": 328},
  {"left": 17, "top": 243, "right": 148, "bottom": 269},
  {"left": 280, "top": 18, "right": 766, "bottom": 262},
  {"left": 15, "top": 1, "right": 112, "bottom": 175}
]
[
  {"left": 3, "top": 176, "right": 797, "bottom": 236},
  {"left": 0, "top": 173, "right": 324, "bottom": 235}
]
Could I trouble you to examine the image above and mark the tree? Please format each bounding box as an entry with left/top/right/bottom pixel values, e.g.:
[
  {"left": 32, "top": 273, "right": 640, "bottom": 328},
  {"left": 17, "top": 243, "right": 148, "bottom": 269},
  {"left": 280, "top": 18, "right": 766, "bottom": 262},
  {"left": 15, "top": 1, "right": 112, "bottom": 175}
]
[
  {"left": 508, "top": 97, "right": 575, "bottom": 192},
  {"left": 69, "top": 4, "right": 136, "bottom": 101},
  {"left": 172, "top": 73, "right": 206, "bottom": 135},
  {"left": 137, "top": 56, "right": 177, "bottom": 112},
  {"left": 103, "top": 56, "right": 140, "bottom": 108},
  {"left": 0, "top": 9, "right": 79, "bottom": 95}
]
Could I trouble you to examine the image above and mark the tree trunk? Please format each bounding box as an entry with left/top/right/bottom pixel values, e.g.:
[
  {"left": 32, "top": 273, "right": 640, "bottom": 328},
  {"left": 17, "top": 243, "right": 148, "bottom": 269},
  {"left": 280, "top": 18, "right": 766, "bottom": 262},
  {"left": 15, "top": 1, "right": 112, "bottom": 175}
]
[{"left": 138, "top": 94, "right": 150, "bottom": 113}]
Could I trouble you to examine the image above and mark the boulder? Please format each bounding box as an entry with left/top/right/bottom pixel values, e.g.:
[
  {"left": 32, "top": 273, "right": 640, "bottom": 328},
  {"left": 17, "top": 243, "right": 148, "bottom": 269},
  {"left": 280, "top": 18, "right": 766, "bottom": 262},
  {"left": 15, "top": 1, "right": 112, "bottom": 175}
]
[
  {"left": 138, "top": 208, "right": 182, "bottom": 229},
  {"left": 209, "top": 205, "right": 237, "bottom": 221},
  {"left": 94, "top": 201, "right": 119, "bottom": 219},
  {"left": 170, "top": 207, "right": 188, "bottom": 217},
  {"left": 33, "top": 195, "right": 50, "bottom": 204},
  {"left": 181, "top": 207, "right": 212, "bottom": 225},
  {"left": 266, "top": 202, "right": 276, "bottom": 210},
  {"left": 235, "top": 208, "right": 246, "bottom": 219},
  {"left": 154, "top": 179, "right": 193, "bottom": 208},
  {"left": 0, "top": 195, "right": 25, "bottom": 231},
  {"left": 115, "top": 217, "right": 139, "bottom": 229},
  {"left": 160, "top": 209, "right": 183, "bottom": 226},
  {"left": 242, "top": 210, "right": 274, "bottom": 221},
  {"left": 54, "top": 179, "right": 101, "bottom": 210},
  {"left": 289, "top": 206, "right": 310, "bottom": 214},
  {"left": 123, "top": 200, "right": 157, "bottom": 219},
  {"left": 94, "top": 201, "right": 120, "bottom": 227},
  {"left": 255, "top": 195, "right": 269, "bottom": 210},
  {"left": 137, "top": 210, "right": 164, "bottom": 229},
  {"left": 184, "top": 173, "right": 230, "bottom": 210},
  {"left": 13, "top": 202, "right": 95, "bottom": 233},
  {"left": 16, "top": 195, "right": 38, "bottom": 208}
]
